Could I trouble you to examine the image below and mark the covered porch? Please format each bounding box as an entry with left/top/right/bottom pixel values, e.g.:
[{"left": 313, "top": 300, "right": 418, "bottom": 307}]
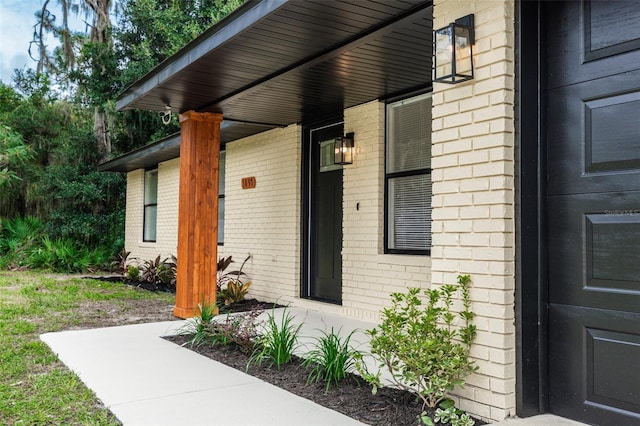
[{"left": 115, "top": 0, "right": 434, "bottom": 318}]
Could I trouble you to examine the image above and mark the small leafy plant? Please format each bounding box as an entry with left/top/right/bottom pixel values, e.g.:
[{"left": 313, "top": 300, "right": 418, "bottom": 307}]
[
  {"left": 167, "top": 254, "right": 177, "bottom": 289},
  {"left": 302, "top": 328, "right": 361, "bottom": 391},
  {"left": 176, "top": 298, "right": 218, "bottom": 347},
  {"left": 126, "top": 265, "right": 140, "bottom": 281},
  {"left": 139, "top": 255, "right": 176, "bottom": 289},
  {"left": 359, "top": 275, "right": 477, "bottom": 424},
  {"left": 248, "top": 307, "right": 301, "bottom": 370},
  {"left": 219, "top": 279, "right": 252, "bottom": 306},
  {"left": 217, "top": 254, "right": 251, "bottom": 306},
  {"left": 204, "top": 308, "right": 263, "bottom": 353},
  {"left": 216, "top": 255, "right": 249, "bottom": 292},
  {"left": 27, "top": 236, "right": 87, "bottom": 272},
  {"left": 429, "top": 399, "right": 475, "bottom": 426},
  {"left": 110, "top": 248, "right": 134, "bottom": 275}
]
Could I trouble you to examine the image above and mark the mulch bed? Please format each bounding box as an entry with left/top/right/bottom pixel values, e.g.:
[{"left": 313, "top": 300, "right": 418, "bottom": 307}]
[
  {"left": 216, "top": 298, "right": 285, "bottom": 314},
  {"left": 87, "top": 276, "right": 485, "bottom": 426},
  {"left": 87, "top": 275, "right": 175, "bottom": 293},
  {"left": 166, "top": 334, "right": 429, "bottom": 426},
  {"left": 166, "top": 331, "right": 487, "bottom": 426}
]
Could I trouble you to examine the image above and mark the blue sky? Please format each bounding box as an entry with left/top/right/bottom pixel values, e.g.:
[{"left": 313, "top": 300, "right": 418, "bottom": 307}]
[{"left": 0, "top": 0, "right": 84, "bottom": 85}]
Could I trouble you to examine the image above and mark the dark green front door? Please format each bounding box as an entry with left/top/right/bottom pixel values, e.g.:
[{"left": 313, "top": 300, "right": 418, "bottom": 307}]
[{"left": 304, "top": 121, "right": 343, "bottom": 303}]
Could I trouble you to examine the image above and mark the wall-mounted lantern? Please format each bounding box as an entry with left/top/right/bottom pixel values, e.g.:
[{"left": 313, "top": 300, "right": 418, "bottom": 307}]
[
  {"left": 433, "top": 14, "right": 475, "bottom": 84},
  {"left": 334, "top": 132, "right": 354, "bottom": 165}
]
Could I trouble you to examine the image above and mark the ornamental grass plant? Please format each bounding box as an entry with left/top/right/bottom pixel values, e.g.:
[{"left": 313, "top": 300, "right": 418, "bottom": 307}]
[
  {"left": 248, "top": 307, "right": 301, "bottom": 370},
  {"left": 302, "top": 327, "right": 361, "bottom": 391}
]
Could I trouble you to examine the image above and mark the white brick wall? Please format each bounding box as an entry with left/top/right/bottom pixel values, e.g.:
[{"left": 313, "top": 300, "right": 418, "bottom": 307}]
[
  {"left": 124, "top": 169, "right": 144, "bottom": 259},
  {"left": 211, "top": 104, "right": 431, "bottom": 323},
  {"left": 432, "top": 0, "right": 516, "bottom": 421},
  {"left": 341, "top": 101, "right": 431, "bottom": 322},
  {"left": 222, "top": 125, "right": 301, "bottom": 306},
  {"left": 125, "top": 158, "right": 182, "bottom": 264}
]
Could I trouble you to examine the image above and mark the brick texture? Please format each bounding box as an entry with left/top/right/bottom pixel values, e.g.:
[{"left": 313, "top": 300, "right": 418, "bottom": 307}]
[
  {"left": 432, "top": 0, "right": 516, "bottom": 421},
  {"left": 341, "top": 101, "right": 431, "bottom": 322},
  {"left": 125, "top": 158, "right": 182, "bottom": 263},
  {"left": 222, "top": 125, "right": 301, "bottom": 306}
]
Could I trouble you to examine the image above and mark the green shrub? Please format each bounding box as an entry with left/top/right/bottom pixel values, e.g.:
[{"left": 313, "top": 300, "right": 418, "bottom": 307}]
[
  {"left": 216, "top": 255, "right": 251, "bottom": 307},
  {"left": 359, "top": 275, "right": 477, "bottom": 416},
  {"left": 248, "top": 308, "right": 300, "bottom": 370},
  {"left": 139, "top": 255, "right": 176, "bottom": 288},
  {"left": 176, "top": 299, "right": 218, "bottom": 347},
  {"left": 26, "top": 236, "right": 111, "bottom": 272},
  {"left": 86, "top": 245, "right": 112, "bottom": 271},
  {"left": 430, "top": 399, "right": 475, "bottom": 426},
  {"left": 302, "top": 328, "right": 361, "bottom": 391},
  {"left": 0, "top": 216, "right": 112, "bottom": 272},
  {"left": 0, "top": 216, "right": 43, "bottom": 267},
  {"left": 126, "top": 265, "right": 140, "bottom": 281},
  {"left": 204, "top": 309, "right": 262, "bottom": 353}
]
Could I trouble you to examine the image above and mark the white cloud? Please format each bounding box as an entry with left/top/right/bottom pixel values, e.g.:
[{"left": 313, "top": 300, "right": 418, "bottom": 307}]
[
  {"left": 0, "top": 0, "right": 84, "bottom": 85},
  {"left": 0, "top": 0, "right": 42, "bottom": 84}
]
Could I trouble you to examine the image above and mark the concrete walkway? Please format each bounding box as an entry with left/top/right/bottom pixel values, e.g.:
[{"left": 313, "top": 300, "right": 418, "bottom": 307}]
[{"left": 41, "top": 308, "right": 587, "bottom": 426}]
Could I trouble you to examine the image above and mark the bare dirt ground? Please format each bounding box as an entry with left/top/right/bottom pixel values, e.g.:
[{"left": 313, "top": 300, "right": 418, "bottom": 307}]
[
  {"left": 69, "top": 297, "right": 177, "bottom": 329},
  {"left": 58, "top": 274, "right": 178, "bottom": 329}
]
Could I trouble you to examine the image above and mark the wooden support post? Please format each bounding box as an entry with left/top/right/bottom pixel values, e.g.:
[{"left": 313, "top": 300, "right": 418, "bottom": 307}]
[{"left": 173, "top": 111, "right": 223, "bottom": 319}]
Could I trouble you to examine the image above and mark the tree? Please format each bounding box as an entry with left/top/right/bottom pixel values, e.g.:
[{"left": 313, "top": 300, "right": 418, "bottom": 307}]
[
  {"left": 32, "top": 0, "right": 114, "bottom": 159},
  {"left": 0, "top": 125, "right": 32, "bottom": 190},
  {"left": 110, "top": 0, "right": 244, "bottom": 154},
  {"left": 0, "top": 74, "right": 71, "bottom": 217},
  {"left": 3, "top": 0, "right": 245, "bottom": 255},
  {"left": 31, "top": 0, "right": 244, "bottom": 159}
]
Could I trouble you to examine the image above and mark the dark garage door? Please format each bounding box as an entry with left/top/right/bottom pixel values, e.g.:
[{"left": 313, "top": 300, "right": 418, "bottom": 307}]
[{"left": 546, "top": 1, "right": 640, "bottom": 425}]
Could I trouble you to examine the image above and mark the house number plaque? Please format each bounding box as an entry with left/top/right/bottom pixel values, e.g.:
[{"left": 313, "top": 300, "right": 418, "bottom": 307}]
[{"left": 241, "top": 176, "right": 256, "bottom": 189}]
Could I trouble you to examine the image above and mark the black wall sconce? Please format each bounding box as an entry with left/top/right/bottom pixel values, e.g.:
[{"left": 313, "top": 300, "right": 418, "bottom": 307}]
[
  {"left": 433, "top": 14, "right": 475, "bottom": 84},
  {"left": 334, "top": 132, "right": 354, "bottom": 165}
]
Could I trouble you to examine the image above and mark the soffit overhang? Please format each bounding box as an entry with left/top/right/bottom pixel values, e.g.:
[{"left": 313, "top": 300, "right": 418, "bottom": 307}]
[
  {"left": 116, "top": 0, "right": 433, "bottom": 145},
  {"left": 97, "top": 133, "right": 181, "bottom": 172}
]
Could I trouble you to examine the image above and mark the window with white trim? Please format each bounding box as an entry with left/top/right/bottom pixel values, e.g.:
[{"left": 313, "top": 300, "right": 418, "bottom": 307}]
[
  {"left": 143, "top": 168, "right": 158, "bottom": 242},
  {"left": 385, "top": 93, "right": 432, "bottom": 254},
  {"left": 218, "top": 150, "right": 225, "bottom": 245}
]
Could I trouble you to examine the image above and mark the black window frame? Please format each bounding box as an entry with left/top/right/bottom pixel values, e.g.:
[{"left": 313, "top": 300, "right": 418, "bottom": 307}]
[
  {"left": 143, "top": 167, "right": 158, "bottom": 243},
  {"left": 384, "top": 91, "right": 433, "bottom": 255},
  {"left": 217, "top": 149, "right": 225, "bottom": 246}
]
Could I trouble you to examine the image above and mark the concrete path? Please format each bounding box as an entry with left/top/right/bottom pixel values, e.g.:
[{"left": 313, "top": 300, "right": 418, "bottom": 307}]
[
  {"left": 41, "top": 318, "right": 365, "bottom": 425},
  {"left": 41, "top": 308, "right": 587, "bottom": 426}
]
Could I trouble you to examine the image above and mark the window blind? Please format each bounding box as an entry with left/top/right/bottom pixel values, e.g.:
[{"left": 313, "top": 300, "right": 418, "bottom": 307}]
[{"left": 386, "top": 93, "right": 432, "bottom": 253}]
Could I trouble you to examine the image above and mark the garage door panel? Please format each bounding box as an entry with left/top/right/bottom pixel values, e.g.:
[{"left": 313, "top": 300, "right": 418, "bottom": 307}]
[
  {"left": 588, "top": 328, "right": 640, "bottom": 409},
  {"left": 584, "top": 1, "right": 640, "bottom": 61},
  {"left": 547, "top": 70, "right": 640, "bottom": 196},
  {"left": 547, "top": 0, "right": 640, "bottom": 89},
  {"left": 545, "top": 1, "right": 640, "bottom": 423},
  {"left": 549, "top": 304, "right": 640, "bottom": 426},
  {"left": 548, "top": 192, "right": 640, "bottom": 312}
]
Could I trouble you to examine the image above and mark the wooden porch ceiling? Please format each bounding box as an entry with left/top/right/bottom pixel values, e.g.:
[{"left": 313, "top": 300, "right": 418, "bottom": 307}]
[{"left": 116, "top": 0, "right": 433, "bottom": 144}]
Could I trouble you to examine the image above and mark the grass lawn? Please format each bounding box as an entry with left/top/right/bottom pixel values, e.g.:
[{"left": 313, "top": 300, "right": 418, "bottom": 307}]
[{"left": 0, "top": 271, "right": 175, "bottom": 425}]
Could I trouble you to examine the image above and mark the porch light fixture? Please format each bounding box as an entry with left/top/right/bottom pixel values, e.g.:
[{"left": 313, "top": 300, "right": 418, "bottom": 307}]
[
  {"left": 334, "top": 132, "right": 354, "bottom": 165},
  {"left": 159, "top": 105, "right": 173, "bottom": 125},
  {"left": 433, "top": 14, "right": 475, "bottom": 84}
]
